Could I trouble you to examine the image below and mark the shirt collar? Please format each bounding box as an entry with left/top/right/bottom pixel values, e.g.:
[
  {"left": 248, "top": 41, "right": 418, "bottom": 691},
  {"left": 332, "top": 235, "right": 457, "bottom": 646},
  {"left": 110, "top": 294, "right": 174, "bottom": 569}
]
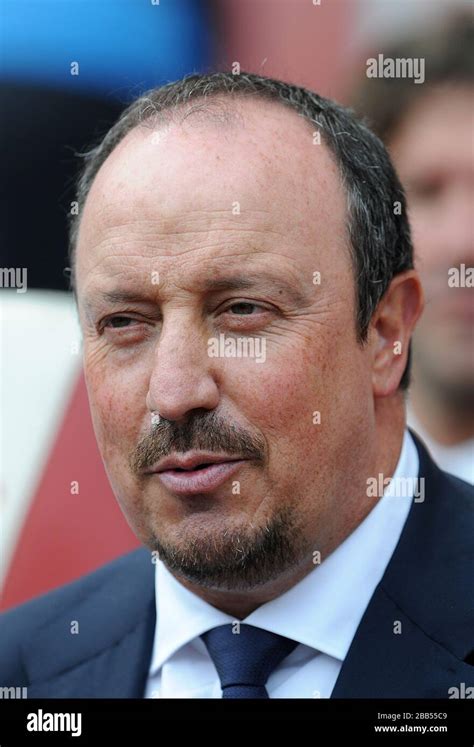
[{"left": 149, "top": 429, "right": 419, "bottom": 674}]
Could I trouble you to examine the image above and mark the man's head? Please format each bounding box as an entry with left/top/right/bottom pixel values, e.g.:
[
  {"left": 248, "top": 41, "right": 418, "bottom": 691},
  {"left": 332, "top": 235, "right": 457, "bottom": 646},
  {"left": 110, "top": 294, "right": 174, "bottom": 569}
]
[
  {"left": 71, "top": 72, "right": 422, "bottom": 595},
  {"left": 355, "top": 13, "right": 474, "bottom": 416}
]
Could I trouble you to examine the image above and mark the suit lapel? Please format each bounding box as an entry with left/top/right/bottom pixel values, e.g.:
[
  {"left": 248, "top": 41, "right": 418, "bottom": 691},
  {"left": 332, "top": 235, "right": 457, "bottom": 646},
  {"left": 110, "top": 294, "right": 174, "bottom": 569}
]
[
  {"left": 332, "top": 433, "right": 474, "bottom": 697},
  {"left": 331, "top": 586, "right": 471, "bottom": 697},
  {"left": 25, "top": 549, "right": 156, "bottom": 698}
]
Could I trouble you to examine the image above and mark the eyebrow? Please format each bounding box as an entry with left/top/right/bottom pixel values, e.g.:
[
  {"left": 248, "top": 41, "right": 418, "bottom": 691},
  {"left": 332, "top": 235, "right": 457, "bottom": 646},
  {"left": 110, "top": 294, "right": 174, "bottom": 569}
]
[
  {"left": 83, "top": 273, "right": 311, "bottom": 312},
  {"left": 82, "top": 290, "right": 152, "bottom": 316},
  {"left": 202, "top": 274, "right": 311, "bottom": 306}
]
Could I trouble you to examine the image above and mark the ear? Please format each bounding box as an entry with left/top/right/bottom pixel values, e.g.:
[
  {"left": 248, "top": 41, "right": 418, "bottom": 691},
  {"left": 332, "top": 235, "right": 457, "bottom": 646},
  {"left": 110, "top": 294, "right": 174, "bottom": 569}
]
[{"left": 370, "top": 270, "right": 424, "bottom": 397}]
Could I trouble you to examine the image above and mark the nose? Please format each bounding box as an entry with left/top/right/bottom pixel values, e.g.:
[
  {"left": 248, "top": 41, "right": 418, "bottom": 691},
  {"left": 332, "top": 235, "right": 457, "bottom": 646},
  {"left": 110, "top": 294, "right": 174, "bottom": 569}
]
[{"left": 146, "top": 313, "right": 220, "bottom": 423}]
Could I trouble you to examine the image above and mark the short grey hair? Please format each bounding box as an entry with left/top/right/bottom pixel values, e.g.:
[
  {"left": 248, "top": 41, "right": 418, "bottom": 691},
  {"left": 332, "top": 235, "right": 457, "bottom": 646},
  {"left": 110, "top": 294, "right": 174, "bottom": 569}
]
[{"left": 68, "top": 71, "right": 413, "bottom": 388}]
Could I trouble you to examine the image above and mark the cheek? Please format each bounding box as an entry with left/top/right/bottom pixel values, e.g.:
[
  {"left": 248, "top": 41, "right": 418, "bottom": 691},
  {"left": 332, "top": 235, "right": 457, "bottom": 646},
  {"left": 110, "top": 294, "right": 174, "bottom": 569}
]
[
  {"left": 223, "top": 338, "right": 366, "bottom": 513},
  {"left": 83, "top": 347, "right": 148, "bottom": 465},
  {"left": 227, "top": 329, "right": 355, "bottom": 447},
  {"left": 239, "top": 358, "right": 318, "bottom": 436}
]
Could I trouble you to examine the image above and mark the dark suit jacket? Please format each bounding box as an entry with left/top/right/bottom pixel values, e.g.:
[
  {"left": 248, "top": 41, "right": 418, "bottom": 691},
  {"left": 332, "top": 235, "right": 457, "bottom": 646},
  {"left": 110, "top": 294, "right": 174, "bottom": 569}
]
[{"left": 1, "top": 434, "right": 473, "bottom": 698}]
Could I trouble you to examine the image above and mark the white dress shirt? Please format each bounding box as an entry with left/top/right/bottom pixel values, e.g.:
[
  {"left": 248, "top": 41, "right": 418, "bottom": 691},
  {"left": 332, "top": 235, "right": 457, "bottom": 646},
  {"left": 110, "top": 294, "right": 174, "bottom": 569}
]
[{"left": 145, "top": 430, "right": 419, "bottom": 698}]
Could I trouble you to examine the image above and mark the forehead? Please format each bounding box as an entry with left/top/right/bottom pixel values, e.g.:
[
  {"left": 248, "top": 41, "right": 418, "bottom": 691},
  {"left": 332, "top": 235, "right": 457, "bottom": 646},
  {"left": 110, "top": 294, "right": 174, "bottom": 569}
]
[{"left": 76, "top": 97, "right": 349, "bottom": 295}]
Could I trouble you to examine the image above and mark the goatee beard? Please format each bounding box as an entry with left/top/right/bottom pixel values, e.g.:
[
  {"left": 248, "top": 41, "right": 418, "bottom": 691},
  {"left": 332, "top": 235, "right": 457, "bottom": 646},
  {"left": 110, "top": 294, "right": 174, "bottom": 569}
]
[{"left": 149, "top": 506, "right": 307, "bottom": 592}]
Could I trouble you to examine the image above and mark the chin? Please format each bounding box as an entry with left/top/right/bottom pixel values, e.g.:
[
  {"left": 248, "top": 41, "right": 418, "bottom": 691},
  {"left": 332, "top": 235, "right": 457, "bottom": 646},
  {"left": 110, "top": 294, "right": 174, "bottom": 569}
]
[{"left": 145, "top": 505, "right": 306, "bottom": 591}]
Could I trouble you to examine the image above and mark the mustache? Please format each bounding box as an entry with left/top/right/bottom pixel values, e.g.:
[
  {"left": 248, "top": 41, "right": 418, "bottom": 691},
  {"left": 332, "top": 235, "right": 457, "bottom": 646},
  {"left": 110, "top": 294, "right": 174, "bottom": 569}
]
[{"left": 130, "top": 410, "right": 266, "bottom": 475}]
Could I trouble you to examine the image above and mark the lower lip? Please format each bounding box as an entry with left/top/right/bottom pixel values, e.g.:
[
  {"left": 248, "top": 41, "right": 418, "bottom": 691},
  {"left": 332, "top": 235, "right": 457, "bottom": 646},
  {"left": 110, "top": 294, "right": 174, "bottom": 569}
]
[{"left": 155, "top": 460, "right": 246, "bottom": 495}]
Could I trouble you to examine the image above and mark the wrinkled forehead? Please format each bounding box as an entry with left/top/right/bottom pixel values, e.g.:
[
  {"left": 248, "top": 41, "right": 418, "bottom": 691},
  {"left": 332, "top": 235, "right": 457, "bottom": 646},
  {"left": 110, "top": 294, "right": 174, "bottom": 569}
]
[{"left": 75, "top": 97, "right": 349, "bottom": 297}]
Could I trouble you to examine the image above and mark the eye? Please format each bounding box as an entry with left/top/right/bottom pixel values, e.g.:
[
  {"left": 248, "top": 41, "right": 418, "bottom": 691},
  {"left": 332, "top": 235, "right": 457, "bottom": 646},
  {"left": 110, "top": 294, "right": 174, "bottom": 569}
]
[
  {"left": 103, "top": 316, "right": 139, "bottom": 329},
  {"left": 225, "top": 302, "right": 263, "bottom": 315}
]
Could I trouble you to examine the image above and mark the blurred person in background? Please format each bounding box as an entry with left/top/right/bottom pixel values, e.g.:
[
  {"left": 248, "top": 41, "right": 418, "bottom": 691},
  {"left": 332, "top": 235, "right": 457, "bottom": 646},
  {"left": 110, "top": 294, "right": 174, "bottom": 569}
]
[{"left": 354, "top": 12, "right": 474, "bottom": 483}]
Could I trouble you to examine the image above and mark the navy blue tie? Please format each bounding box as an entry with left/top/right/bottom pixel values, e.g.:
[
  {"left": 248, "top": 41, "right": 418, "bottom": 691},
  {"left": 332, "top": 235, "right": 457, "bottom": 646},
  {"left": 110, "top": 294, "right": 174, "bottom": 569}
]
[{"left": 201, "top": 623, "right": 298, "bottom": 698}]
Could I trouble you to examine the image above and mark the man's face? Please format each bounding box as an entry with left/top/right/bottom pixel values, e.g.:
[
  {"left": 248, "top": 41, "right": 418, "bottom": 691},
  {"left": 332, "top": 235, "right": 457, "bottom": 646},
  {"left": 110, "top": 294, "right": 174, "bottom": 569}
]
[
  {"left": 390, "top": 87, "right": 474, "bottom": 402},
  {"left": 76, "top": 99, "right": 375, "bottom": 591}
]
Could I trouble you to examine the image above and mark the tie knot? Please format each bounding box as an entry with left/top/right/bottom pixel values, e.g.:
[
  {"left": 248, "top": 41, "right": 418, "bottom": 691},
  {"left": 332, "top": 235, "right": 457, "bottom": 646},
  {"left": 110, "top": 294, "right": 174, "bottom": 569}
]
[{"left": 201, "top": 623, "right": 298, "bottom": 698}]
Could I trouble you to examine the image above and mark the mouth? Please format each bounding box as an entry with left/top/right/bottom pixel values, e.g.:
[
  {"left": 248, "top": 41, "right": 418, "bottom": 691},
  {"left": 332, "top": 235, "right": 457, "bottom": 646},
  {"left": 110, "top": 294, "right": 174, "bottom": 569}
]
[{"left": 154, "top": 459, "right": 247, "bottom": 495}]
